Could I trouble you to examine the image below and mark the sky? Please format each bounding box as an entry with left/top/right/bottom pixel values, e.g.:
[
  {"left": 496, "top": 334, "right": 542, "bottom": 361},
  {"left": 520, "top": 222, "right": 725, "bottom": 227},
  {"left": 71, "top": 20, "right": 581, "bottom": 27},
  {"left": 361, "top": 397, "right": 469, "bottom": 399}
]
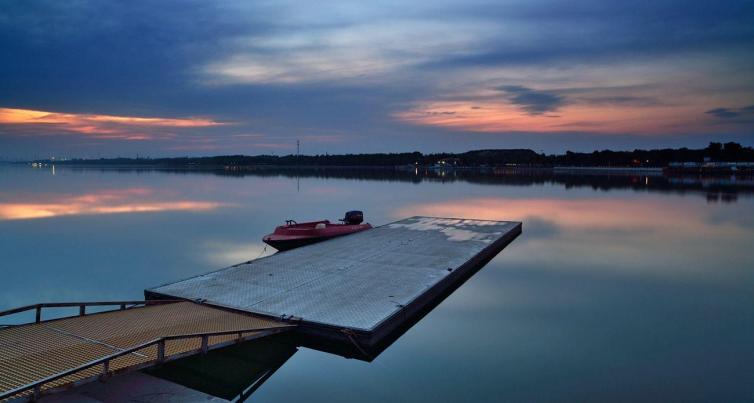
[{"left": 0, "top": 0, "right": 753, "bottom": 158}]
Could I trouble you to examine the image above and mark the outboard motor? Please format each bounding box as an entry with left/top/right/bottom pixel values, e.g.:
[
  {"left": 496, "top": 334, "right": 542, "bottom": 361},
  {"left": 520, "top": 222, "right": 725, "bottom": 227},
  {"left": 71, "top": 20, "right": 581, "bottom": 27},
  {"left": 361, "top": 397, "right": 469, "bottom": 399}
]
[{"left": 343, "top": 210, "right": 364, "bottom": 225}]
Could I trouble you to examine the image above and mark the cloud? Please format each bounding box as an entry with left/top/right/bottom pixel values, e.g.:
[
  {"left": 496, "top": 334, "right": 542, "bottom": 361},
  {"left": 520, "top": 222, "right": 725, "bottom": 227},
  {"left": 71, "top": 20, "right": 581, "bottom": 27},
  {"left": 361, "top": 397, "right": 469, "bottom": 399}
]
[
  {"left": 705, "top": 105, "right": 754, "bottom": 119},
  {"left": 201, "top": 18, "right": 497, "bottom": 85},
  {"left": 0, "top": 107, "right": 224, "bottom": 140},
  {"left": 415, "top": 0, "right": 754, "bottom": 71},
  {"left": 1, "top": 0, "right": 754, "bottom": 156},
  {"left": 394, "top": 95, "right": 711, "bottom": 135},
  {"left": 706, "top": 108, "right": 739, "bottom": 118},
  {"left": 578, "top": 96, "right": 661, "bottom": 107},
  {"left": 496, "top": 85, "right": 566, "bottom": 115}
]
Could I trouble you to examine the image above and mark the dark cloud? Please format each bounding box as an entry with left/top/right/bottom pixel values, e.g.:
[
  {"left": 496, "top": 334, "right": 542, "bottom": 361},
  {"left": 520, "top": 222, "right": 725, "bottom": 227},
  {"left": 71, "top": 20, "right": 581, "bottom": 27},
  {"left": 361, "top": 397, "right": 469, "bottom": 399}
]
[
  {"left": 579, "top": 96, "right": 661, "bottom": 107},
  {"left": 0, "top": 0, "right": 271, "bottom": 116},
  {"left": 706, "top": 105, "right": 754, "bottom": 119},
  {"left": 706, "top": 108, "right": 740, "bottom": 118},
  {"left": 497, "top": 86, "right": 566, "bottom": 115},
  {"left": 418, "top": 0, "right": 754, "bottom": 70},
  {"left": 0, "top": 0, "right": 753, "bottom": 158}
]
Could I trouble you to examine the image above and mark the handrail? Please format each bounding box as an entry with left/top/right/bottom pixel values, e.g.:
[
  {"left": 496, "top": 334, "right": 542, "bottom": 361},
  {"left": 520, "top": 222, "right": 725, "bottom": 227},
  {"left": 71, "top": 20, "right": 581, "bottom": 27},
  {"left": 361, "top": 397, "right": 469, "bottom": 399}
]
[
  {"left": 0, "top": 324, "right": 295, "bottom": 400},
  {"left": 0, "top": 300, "right": 183, "bottom": 325}
]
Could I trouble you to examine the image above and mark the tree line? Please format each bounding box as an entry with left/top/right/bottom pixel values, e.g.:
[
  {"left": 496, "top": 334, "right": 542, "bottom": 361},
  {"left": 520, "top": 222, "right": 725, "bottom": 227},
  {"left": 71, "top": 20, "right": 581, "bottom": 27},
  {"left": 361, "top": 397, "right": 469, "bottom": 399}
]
[{"left": 49, "top": 142, "right": 754, "bottom": 167}]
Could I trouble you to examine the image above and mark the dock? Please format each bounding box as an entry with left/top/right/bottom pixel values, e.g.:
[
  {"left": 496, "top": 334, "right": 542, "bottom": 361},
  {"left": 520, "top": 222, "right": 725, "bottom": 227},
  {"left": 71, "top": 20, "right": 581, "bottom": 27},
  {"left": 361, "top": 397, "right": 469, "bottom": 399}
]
[
  {"left": 0, "top": 301, "right": 292, "bottom": 401},
  {"left": 147, "top": 216, "right": 521, "bottom": 358},
  {"left": 1, "top": 216, "right": 521, "bottom": 401}
]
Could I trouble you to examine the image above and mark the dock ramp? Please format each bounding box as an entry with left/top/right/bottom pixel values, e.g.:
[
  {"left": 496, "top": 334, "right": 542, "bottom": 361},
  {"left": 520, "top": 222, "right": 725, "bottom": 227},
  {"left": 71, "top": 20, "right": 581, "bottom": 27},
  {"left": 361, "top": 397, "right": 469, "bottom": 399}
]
[{"left": 0, "top": 301, "right": 292, "bottom": 401}]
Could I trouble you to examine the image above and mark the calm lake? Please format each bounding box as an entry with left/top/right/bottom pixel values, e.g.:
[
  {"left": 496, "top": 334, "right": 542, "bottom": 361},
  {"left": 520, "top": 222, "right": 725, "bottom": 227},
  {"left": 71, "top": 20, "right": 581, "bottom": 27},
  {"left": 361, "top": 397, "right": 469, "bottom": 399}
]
[{"left": 1, "top": 164, "right": 752, "bottom": 402}]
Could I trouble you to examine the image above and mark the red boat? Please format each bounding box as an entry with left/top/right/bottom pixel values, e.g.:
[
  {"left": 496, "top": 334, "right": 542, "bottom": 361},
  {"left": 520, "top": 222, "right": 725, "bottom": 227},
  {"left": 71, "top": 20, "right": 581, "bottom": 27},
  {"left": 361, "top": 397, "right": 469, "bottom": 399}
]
[{"left": 263, "top": 211, "right": 372, "bottom": 251}]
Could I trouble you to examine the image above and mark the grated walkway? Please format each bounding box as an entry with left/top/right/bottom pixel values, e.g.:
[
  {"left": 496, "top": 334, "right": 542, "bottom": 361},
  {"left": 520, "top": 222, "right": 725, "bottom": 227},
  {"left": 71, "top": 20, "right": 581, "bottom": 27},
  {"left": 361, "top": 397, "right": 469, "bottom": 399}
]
[{"left": 0, "top": 302, "right": 291, "bottom": 401}]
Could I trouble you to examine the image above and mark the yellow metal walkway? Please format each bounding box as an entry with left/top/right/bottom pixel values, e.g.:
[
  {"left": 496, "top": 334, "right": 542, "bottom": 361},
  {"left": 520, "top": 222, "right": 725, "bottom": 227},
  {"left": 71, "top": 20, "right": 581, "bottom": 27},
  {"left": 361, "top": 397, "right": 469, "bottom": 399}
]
[{"left": 0, "top": 301, "right": 292, "bottom": 401}]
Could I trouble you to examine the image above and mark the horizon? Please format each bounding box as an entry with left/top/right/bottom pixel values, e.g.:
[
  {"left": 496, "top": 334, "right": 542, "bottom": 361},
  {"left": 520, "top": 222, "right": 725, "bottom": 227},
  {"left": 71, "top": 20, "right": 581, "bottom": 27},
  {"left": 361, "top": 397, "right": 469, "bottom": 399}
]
[
  {"left": 1, "top": 1, "right": 753, "bottom": 158},
  {"left": 8, "top": 142, "right": 752, "bottom": 166}
]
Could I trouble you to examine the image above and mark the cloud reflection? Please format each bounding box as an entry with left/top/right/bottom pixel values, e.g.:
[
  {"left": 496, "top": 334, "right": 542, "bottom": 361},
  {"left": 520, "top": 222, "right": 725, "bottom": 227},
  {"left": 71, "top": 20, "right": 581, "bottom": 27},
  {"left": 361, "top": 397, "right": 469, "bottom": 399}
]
[
  {"left": 200, "top": 241, "right": 273, "bottom": 266},
  {"left": 397, "top": 196, "right": 752, "bottom": 234},
  {"left": 397, "top": 196, "right": 753, "bottom": 281},
  {"left": 0, "top": 188, "right": 223, "bottom": 220}
]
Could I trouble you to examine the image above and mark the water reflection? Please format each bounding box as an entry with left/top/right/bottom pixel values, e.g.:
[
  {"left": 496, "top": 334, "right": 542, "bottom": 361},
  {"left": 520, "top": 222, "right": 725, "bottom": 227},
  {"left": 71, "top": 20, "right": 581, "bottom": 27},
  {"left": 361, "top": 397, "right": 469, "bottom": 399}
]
[
  {"left": 145, "top": 334, "right": 298, "bottom": 402},
  {"left": 398, "top": 196, "right": 753, "bottom": 282},
  {"left": 1, "top": 164, "right": 752, "bottom": 402},
  {"left": 60, "top": 165, "right": 754, "bottom": 202},
  {"left": 0, "top": 188, "right": 223, "bottom": 220}
]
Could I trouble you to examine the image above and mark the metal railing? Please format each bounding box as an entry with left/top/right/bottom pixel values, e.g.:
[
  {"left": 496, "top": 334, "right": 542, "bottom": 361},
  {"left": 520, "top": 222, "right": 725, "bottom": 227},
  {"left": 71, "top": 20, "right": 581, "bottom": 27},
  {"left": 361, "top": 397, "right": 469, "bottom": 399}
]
[
  {"left": 0, "top": 300, "right": 182, "bottom": 326},
  {"left": 0, "top": 324, "right": 294, "bottom": 401}
]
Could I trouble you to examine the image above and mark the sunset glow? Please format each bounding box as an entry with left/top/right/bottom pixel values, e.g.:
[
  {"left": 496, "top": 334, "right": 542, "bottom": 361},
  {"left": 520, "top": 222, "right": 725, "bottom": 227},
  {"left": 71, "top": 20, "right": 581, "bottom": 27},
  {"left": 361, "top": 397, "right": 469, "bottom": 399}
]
[
  {"left": 0, "top": 108, "right": 223, "bottom": 140},
  {"left": 394, "top": 100, "right": 710, "bottom": 135}
]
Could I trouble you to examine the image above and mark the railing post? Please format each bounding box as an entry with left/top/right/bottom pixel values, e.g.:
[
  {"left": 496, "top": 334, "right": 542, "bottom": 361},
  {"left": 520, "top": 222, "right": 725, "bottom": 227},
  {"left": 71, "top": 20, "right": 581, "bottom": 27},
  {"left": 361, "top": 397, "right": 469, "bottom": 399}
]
[
  {"left": 201, "top": 335, "right": 209, "bottom": 354},
  {"left": 33, "top": 384, "right": 41, "bottom": 401},
  {"left": 102, "top": 360, "right": 110, "bottom": 379},
  {"left": 79, "top": 304, "right": 85, "bottom": 316},
  {"left": 157, "top": 340, "right": 165, "bottom": 363},
  {"left": 35, "top": 305, "right": 41, "bottom": 323}
]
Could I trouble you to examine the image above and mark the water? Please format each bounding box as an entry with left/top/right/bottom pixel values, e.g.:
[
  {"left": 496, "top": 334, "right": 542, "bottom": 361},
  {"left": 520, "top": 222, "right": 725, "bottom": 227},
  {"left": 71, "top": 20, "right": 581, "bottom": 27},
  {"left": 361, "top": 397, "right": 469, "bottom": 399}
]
[{"left": 1, "top": 164, "right": 753, "bottom": 402}]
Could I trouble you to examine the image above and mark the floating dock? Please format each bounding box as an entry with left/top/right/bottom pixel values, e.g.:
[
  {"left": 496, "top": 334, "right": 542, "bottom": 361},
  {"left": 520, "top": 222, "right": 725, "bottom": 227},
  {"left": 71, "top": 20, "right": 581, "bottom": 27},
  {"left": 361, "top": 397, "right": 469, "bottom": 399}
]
[
  {"left": 0, "top": 216, "right": 520, "bottom": 401},
  {"left": 0, "top": 301, "right": 292, "bottom": 401},
  {"left": 147, "top": 216, "right": 521, "bottom": 358}
]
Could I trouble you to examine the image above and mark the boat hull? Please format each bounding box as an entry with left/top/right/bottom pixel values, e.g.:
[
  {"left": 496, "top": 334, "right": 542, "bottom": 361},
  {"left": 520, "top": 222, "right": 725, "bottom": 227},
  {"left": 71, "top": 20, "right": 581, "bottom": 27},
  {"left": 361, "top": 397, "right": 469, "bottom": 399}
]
[
  {"left": 263, "top": 221, "right": 372, "bottom": 251},
  {"left": 263, "top": 232, "right": 350, "bottom": 251}
]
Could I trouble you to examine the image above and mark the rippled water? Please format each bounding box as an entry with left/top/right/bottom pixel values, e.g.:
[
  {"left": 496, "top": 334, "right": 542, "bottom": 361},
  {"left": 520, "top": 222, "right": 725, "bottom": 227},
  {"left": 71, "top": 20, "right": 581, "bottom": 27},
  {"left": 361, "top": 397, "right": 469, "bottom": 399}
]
[{"left": 1, "top": 164, "right": 752, "bottom": 401}]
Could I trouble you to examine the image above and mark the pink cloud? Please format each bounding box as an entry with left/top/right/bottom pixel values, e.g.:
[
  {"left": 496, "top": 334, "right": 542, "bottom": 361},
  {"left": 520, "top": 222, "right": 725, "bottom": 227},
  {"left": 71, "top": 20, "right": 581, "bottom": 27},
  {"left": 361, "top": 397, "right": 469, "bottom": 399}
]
[
  {"left": 0, "top": 107, "right": 224, "bottom": 140},
  {"left": 393, "top": 100, "right": 710, "bottom": 135}
]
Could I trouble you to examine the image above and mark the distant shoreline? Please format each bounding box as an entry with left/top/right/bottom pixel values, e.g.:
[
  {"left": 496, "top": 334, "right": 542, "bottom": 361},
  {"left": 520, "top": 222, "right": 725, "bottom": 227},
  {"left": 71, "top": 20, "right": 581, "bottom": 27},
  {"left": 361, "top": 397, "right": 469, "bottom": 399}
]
[
  {"left": 14, "top": 162, "right": 754, "bottom": 177},
  {"left": 9, "top": 142, "right": 754, "bottom": 172}
]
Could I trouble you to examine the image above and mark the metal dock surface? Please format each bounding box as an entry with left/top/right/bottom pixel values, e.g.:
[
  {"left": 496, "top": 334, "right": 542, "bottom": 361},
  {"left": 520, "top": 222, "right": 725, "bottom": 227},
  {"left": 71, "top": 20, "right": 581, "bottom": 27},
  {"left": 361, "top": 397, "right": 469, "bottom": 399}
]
[
  {"left": 147, "top": 216, "right": 521, "bottom": 356},
  {"left": 0, "top": 301, "right": 291, "bottom": 401}
]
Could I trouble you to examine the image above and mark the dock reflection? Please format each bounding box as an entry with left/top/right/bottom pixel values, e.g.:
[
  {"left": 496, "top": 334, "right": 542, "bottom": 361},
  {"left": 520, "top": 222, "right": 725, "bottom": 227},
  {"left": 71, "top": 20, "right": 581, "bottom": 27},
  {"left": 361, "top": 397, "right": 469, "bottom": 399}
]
[{"left": 145, "top": 334, "right": 298, "bottom": 402}]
